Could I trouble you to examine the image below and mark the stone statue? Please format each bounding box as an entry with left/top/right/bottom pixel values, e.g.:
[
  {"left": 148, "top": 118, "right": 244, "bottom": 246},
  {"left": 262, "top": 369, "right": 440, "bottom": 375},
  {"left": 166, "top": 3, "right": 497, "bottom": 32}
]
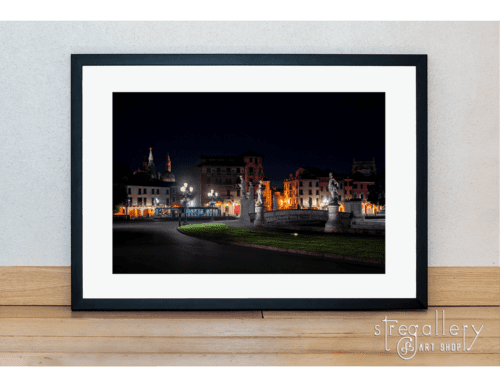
[
  {"left": 256, "top": 180, "right": 264, "bottom": 205},
  {"left": 239, "top": 176, "right": 246, "bottom": 199},
  {"left": 273, "top": 195, "right": 278, "bottom": 211},
  {"left": 328, "top": 172, "right": 339, "bottom": 203}
]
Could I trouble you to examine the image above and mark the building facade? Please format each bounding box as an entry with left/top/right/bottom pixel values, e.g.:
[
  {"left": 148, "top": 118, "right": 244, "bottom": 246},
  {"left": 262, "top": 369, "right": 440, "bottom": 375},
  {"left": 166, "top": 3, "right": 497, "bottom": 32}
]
[
  {"left": 195, "top": 150, "right": 268, "bottom": 215},
  {"left": 284, "top": 167, "right": 329, "bottom": 209},
  {"left": 282, "top": 164, "right": 378, "bottom": 212},
  {"left": 115, "top": 148, "right": 181, "bottom": 217},
  {"left": 124, "top": 181, "right": 176, "bottom": 217}
]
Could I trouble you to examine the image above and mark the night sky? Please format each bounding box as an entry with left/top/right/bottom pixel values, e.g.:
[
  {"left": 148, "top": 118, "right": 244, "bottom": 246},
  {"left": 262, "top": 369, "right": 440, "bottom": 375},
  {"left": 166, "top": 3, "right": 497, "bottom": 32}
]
[{"left": 113, "top": 93, "right": 385, "bottom": 189}]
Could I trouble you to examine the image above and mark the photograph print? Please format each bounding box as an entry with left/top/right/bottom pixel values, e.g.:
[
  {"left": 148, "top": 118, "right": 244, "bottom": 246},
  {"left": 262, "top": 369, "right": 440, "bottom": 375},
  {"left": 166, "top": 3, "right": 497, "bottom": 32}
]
[{"left": 112, "top": 92, "right": 386, "bottom": 275}]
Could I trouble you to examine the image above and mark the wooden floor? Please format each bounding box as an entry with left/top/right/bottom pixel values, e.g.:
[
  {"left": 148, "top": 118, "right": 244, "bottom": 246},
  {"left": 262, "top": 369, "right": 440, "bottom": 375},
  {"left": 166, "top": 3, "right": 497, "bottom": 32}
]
[{"left": 0, "top": 267, "right": 499, "bottom": 366}]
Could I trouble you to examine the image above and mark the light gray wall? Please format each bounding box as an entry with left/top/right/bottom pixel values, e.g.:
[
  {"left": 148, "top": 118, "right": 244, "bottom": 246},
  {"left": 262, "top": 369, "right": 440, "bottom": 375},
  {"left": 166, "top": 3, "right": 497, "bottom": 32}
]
[{"left": 0, "top": 22, "right": 498, "bottom": 266}]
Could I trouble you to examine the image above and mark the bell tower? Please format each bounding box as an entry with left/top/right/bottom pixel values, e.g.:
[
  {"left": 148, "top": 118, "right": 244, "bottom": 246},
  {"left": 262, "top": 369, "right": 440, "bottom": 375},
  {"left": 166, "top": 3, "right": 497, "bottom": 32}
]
[{"left": 166, "top": 152, "right": 171, "bottom": 172}]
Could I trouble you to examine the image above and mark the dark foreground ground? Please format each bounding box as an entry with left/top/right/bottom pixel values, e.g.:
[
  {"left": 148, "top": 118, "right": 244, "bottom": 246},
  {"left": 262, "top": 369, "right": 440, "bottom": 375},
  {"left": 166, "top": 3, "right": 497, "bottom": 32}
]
[{"left": 113, "top": 220, "right": 384, "bottom": 274}]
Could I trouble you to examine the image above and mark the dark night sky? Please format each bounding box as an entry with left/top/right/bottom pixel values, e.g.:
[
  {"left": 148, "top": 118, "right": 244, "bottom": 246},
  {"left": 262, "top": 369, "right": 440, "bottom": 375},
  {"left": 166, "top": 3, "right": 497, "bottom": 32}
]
[{"left": 113, "top": 92, "right": 385, "bottom": 189}]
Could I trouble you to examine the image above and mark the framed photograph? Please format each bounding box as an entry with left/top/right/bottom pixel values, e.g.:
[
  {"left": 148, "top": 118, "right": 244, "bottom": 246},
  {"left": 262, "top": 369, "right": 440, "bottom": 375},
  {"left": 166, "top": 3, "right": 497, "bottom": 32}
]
[{"left": 71, "top": 54, "right": 427, "bottom": 310}]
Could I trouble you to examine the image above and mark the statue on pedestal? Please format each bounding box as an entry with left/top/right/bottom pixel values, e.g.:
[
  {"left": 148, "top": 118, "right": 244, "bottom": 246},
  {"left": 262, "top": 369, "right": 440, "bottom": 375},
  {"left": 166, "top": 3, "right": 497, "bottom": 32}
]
[
  {"left": 256, "top": 180, "right": 264, "bottom": 206},
  {"left": 273, "top": 195, "right": 278, "bottom": 211},
  {"left": 254, "top": 180, "right": 265, "bottom": 227},
  {"left": 239, "top": 176, "right": 246, "bottom": 199},
  {"left": 328, "top": 172, "right": 340, "bottom": 204}
]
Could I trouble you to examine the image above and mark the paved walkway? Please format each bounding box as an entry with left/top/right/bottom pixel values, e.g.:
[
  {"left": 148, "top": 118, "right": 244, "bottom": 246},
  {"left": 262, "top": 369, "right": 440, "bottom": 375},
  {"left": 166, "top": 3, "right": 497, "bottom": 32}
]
[{"left": 113, "top": 220, "right": 383, "bottom": 274}]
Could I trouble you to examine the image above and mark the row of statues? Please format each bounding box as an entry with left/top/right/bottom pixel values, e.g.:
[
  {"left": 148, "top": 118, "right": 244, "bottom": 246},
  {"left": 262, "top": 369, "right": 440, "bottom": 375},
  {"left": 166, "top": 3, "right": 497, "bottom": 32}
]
[
  {"left": 239, "top": 176, "right": 264, "bottom": 206},
  {"left": 239, "top": 173, "right": 340, "bottom": 207}
]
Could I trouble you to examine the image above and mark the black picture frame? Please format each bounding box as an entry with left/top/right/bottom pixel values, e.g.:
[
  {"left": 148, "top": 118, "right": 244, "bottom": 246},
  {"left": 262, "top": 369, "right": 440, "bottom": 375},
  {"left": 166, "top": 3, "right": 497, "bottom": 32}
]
[{"left": 71, "top": 54, "right": 427, "bottom": 310}]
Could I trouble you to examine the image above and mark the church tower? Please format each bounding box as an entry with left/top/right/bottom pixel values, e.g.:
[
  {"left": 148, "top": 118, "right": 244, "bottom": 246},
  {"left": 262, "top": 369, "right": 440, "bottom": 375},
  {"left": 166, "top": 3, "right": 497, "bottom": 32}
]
[
  {"left": 166, "top": 153, "right": 172, "bottom": 172},
  {"left": 161, "top": 152, "right": 175, "bottom": 182},
  {"left": 148, "top": 148, "right": 154, "bottom": 167},
  {"left": 147, "top": 147, "right": 157, "bottom": 179}
]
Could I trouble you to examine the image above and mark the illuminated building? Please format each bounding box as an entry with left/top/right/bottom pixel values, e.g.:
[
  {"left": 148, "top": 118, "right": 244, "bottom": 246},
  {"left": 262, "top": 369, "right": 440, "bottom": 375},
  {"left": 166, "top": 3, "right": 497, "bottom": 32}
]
[
  {"left": 284, "top": 167, "right": 330, "bottom": 209},
  {"left": 114, "top": 148, "right": 180, "bottom": 217},
  {"left": 125, "top": 179, "right": 176, "bottom": 217},
  {"left": 273, "top": 189, "right": 284, "bottom": 210},
  {"left": 195, "top": 150, "right": 266, "bottom": 215},
  {"left": 262, "top": 179, "right": 272, "bottom": 212},
  {"left": 282, "top": 162, "right": 379, "bottom": 213}
]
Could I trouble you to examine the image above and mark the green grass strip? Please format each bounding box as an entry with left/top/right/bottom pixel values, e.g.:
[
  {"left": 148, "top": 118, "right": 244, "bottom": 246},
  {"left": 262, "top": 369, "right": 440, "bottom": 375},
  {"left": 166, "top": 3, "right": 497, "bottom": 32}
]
[{"left": 179, "top": 223, "right": 384, "bottom": 260}]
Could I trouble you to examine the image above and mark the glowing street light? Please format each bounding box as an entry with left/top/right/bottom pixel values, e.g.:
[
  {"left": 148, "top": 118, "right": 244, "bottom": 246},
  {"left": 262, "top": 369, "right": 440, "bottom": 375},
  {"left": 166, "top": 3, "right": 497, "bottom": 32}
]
[
  {"left": 179, "top": 182, "right": 194, "bottom": 225},
  {"left": 208, "top": 189, "right": 219, "bottom": 220}
]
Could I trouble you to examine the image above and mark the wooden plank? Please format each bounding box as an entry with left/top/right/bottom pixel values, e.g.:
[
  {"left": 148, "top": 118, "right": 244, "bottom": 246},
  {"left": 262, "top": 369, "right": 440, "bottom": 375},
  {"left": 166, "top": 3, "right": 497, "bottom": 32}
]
[
  {"left": 0, "top": 353, "right": 498, "bottom": 366},
  {"left": 1, "top": 306, "right": 496, "bottom": 320},
  {"left": 429, "top": 267, "right": 500, "bottom": 306},
  {"left": 0, "top": 306, "right": 497, "bottom": 366},
  {"left": 0, "top": 308, "right": 498, "bottom": 337},
  {"left": 0, "top": 306, "right": 262, "bottom": 320},
  {"left": 0, "top": 336, "right": 497, "bottom": 354},
  {"left": 1, "top": 267, "right": 498, "bottom": 306},
  {"left": 263, "top": 307, "right": 499, "bottom": 320},
  {"left": 0, "top": 267, "right": 70, "bottom": 306}
]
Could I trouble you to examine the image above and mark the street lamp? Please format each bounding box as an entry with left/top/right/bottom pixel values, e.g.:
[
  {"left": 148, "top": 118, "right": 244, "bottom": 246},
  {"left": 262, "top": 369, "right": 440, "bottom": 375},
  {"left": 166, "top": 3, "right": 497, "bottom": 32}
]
[
  {"left": 322, "top": 197, "right": 329, "bottom": 210},
  {"left": 207, "top": 189, "right": 219, "bottom": 221},
  {"left": 154, "top": 197, "right": 160, "bottom": 217},
  {"left": 180, "top": 182, "right": 194, "bottom": 225},
  {"left": 126, "top": 197, "right": 131, "bottom": 219}
]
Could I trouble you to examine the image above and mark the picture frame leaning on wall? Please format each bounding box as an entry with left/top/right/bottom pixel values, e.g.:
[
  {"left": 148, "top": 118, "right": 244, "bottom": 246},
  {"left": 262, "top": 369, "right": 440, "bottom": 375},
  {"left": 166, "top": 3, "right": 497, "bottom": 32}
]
[{"left": 71, "top": 54, "right": 427, "bottom": 310}]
